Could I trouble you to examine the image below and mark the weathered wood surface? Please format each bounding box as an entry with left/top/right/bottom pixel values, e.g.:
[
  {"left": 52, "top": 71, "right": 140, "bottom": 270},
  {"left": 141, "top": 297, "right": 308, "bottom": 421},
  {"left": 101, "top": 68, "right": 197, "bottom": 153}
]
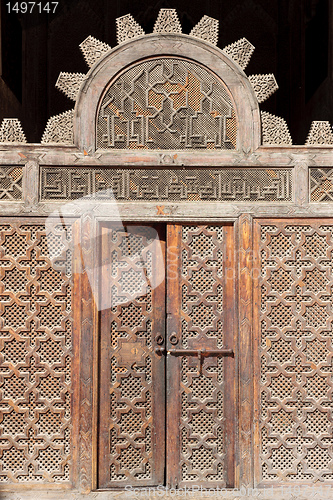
[
  {"left": 0, "top": 144, "right": 333, "bottom": 165},
  {"left": 2, "top": 487, "right": 333, "bottom": 499},
  {"left": 237, "top": 215, "right": 254, "bottom": 488}
]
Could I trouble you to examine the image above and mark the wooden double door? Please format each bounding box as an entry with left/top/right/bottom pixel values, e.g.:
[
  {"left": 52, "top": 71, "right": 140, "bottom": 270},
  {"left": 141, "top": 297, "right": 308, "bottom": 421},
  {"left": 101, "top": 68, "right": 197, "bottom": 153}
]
[{"left": 98, "top": 223, "right": 236, "bottom": 489}]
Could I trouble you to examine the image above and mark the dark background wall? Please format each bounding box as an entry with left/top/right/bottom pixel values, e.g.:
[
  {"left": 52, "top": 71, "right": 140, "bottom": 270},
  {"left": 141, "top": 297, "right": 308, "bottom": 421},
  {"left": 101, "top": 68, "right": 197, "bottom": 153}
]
[{"left": 0, "top": 0, "right": 332, "bottom": 144}]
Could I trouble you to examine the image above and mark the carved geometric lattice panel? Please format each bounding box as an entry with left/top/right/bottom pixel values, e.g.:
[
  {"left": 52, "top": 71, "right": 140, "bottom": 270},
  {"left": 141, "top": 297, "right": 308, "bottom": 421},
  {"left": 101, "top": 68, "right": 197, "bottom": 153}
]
[
  {"left": 259, "top": 221, "right": 333, "bottom": 483},
  {"left": 96, "top": 58, "right": 237, "bottom": 150},
  {"left": 310, "top": 168, "right": 333, "bottom": 202},
  {"left": 40, "top": 167, "right": 292, "bottom": 202},
  {"left": 0, "top": 220, "right": 74, "bottom": 484},
  {"left": 98, "top": 224, "right": 165, "bottom": 488},
  {"left": 179, "top": 226, "right": 229, "bottom": 485},
  {"left": 0, "top": 166, "right": 23, "bottom": 200}
]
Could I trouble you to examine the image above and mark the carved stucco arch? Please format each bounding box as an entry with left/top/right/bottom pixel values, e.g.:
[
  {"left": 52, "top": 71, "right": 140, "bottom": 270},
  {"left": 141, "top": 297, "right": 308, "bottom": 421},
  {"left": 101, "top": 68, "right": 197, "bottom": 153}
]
[{"left": 74, "top": 34, "right": 261, "bottom": 153}]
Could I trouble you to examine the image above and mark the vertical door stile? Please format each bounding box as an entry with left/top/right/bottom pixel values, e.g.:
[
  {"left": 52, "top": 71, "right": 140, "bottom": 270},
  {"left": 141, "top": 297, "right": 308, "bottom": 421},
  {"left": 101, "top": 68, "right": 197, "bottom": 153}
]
[
  {"left": 151, "top": 225, "right": 166, "bottom": 483},
  {"left": 224, "top": 225, "right": 236, "bottom": 487},
  {"left": 237, "top": 214, "right": 254, "bottom": 489},
  {"left": 98, "top": 224, "right": 112, "bottom": 488}
]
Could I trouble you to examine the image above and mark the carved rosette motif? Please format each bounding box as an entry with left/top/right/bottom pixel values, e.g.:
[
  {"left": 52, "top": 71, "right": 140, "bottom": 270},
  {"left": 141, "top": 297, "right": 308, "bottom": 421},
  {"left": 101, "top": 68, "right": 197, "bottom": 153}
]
[
  {"left": 259, "top": 222, "right": 333, "bottom": 482},
  {"left": 0, "top": 221, "right": 74, "bottom": 483}
]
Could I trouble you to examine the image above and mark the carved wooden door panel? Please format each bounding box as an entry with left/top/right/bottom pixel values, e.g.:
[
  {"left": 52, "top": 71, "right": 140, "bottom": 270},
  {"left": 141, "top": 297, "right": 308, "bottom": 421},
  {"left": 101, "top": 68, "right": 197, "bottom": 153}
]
[
  {"left": 98, "top": 223, "right": 235, "bottom": 489},
  {"left": 254, "top": 219, "right": 333, "bottom": 486},
  {"left": 98, "top": 224, "right": 166, "bottom": 488},
  {"left": 0, "top": 218, "right": 79, "bottom": 486},
  {"left": 166, "top": 224, "right": 236, "bottom": 489}
]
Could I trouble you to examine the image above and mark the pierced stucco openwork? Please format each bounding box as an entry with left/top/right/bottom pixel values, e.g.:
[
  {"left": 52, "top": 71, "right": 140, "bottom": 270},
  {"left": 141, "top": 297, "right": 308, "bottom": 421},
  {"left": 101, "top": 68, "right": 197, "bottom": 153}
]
[
  {"left": 305, "top": 121, "right": 333, "bottom": 146},
  {"left": 222, "top": 38, "right": 255, "bottom": 71},
  {"left": 56, "top": 72, "right": 86, "bottom": 101},
  {"left": 79, "top": 35, "right": 111, "bottom": 69},
  {"left": 116, "top": 14, "right": 145, "bottom": 44},
  {"left": 261, "top": 111, "right": 292, "bottom": 145},
  {"left": 153, "top": 9, "right": 182, "bottom": 34},
  {"left": 41, "top": 109, "right": 74, "bottom": 145},
  {"left": 248, "top": 74, "right": 279, "bottom": 104},
  {"left": 0, "top": 119, "right": 27, "bottom": 143},
  {"left": 189, "top": 15, "right": 219, "bottom": 45}
]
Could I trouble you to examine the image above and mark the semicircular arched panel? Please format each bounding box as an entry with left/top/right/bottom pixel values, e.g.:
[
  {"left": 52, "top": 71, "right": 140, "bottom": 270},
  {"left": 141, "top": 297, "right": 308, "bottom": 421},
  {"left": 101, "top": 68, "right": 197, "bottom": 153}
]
[{"left": 96, "top": 57, "right": 237, "bottom": 151}]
